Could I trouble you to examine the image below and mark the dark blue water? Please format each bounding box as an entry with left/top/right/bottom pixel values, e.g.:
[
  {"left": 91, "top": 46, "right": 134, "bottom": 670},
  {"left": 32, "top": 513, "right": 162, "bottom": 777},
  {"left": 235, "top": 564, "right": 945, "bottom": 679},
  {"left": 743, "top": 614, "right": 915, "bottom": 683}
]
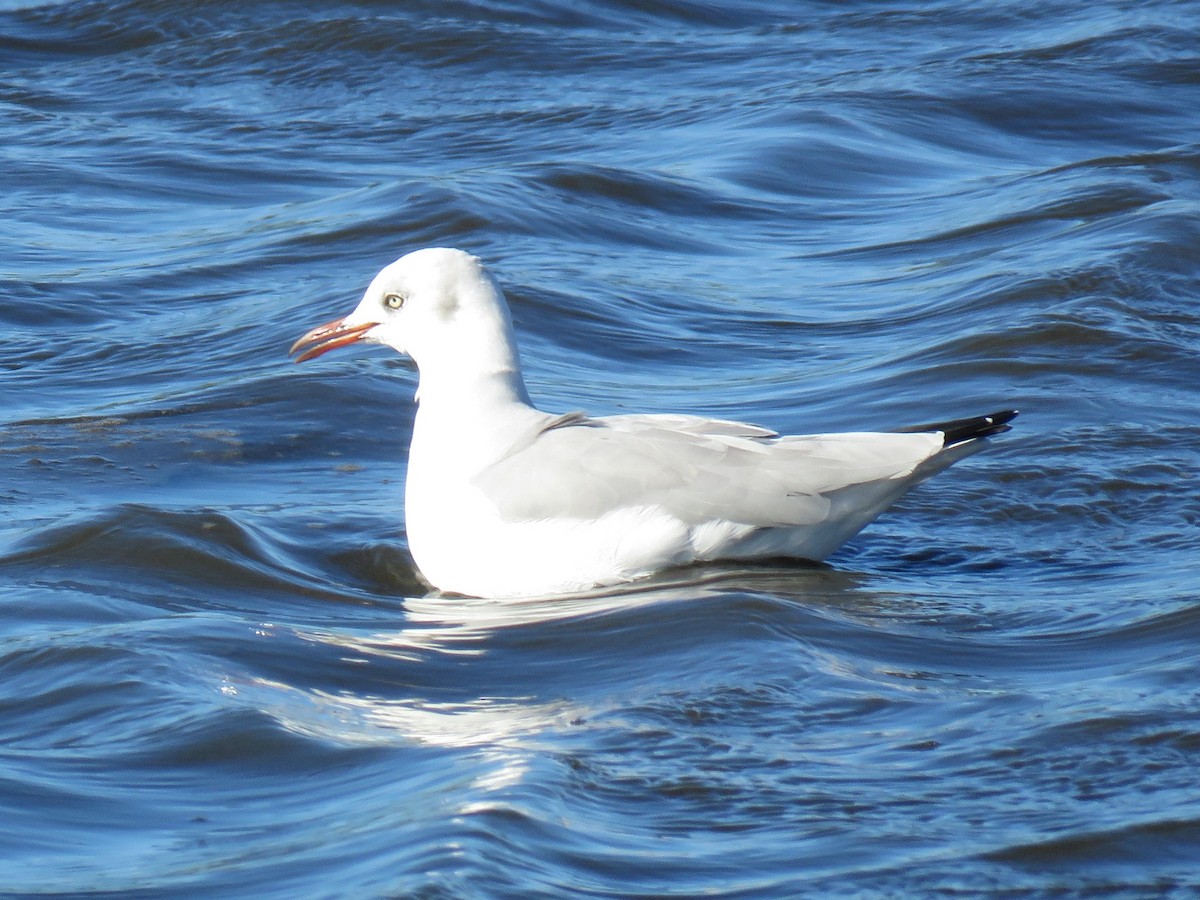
[{"left": 3, "top": 0, "right": 1200, "bottom": 895}]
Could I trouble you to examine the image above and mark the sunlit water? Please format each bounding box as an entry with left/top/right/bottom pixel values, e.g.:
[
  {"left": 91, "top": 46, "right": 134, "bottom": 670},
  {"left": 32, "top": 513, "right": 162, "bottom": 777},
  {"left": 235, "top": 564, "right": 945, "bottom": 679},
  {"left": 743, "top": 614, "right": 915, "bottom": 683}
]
[{"left": 3, "top": 0, "right": 1200, "bottom": 895}]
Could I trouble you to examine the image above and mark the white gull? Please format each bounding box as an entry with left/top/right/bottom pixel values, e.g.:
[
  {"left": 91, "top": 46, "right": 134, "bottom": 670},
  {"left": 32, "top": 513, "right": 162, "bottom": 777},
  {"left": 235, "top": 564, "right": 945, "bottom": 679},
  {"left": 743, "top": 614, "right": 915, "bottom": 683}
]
[{"left": 291, "top": 248, "right": 1017, "bottom": 598}]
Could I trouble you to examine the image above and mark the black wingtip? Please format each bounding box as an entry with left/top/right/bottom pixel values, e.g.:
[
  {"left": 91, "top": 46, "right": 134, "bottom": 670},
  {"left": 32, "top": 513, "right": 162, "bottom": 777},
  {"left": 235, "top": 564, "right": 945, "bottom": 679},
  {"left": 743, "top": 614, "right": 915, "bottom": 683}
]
[{"left": 896, "top": 409, "right": 1019, "bottom": 446}]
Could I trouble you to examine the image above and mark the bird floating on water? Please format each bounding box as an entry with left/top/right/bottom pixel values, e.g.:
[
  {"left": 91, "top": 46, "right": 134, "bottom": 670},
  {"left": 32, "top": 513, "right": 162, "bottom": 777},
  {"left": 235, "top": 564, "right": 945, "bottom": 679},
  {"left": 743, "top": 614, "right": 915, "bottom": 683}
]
[{"left": 291, "top": 248, "right": 1016, "bottom": 598}]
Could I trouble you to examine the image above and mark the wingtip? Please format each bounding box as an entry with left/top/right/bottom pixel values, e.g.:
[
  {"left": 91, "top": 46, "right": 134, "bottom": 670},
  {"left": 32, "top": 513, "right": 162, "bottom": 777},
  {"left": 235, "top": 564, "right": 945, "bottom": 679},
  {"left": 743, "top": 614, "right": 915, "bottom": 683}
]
[
  {"left": 982, "top": 408, "right": 1019, "bottom": 428},
  {"left": 946, "top": 408, "right": 1019, "bottom": 445},
  {"left": 895, "top": 408, "right": 1020, "bottom": 445}
]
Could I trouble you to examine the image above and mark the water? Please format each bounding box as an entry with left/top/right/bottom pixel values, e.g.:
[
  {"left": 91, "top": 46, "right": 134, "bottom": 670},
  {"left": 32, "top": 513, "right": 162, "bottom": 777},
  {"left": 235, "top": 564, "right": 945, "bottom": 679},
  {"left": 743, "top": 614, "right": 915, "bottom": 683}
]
[{"left": 3, "top": 0, "right": 1199, "bottom": 895}]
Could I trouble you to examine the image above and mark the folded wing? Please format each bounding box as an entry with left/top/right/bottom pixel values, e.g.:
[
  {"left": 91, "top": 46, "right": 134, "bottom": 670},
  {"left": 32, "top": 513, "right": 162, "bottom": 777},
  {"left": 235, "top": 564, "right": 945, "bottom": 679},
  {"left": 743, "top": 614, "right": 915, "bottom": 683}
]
[{"left": 472, "top": 412, "right": 948, "bottom": 528}]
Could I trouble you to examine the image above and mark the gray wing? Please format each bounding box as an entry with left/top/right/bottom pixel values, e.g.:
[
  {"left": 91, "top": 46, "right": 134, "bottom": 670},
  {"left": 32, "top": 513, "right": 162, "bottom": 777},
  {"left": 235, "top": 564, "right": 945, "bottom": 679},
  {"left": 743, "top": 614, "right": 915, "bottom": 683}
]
[{"left": 472, "top": 412, "right": 945, "bottom": 527}]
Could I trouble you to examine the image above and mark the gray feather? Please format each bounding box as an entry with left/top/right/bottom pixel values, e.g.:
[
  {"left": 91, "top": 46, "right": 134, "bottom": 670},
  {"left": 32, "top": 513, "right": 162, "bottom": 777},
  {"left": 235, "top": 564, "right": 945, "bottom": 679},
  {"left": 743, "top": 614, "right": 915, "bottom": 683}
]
[{"left": 472, "top": 413, "right": 944, "bottom": 527}]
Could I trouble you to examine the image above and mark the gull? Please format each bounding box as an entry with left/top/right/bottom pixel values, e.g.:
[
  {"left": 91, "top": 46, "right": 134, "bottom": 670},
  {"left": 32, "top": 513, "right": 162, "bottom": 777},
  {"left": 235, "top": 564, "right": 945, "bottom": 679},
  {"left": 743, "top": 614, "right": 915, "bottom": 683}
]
[{"left": 291, "top": 248, "right": 1016, "bottom": 598}]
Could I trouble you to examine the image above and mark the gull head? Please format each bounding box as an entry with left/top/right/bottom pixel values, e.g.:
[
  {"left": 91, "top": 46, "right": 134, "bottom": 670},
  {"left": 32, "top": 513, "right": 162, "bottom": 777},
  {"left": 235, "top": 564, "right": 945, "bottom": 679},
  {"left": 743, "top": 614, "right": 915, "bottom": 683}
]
[{"left": 290, "top": 248, "right": 522, "bottom": 379}]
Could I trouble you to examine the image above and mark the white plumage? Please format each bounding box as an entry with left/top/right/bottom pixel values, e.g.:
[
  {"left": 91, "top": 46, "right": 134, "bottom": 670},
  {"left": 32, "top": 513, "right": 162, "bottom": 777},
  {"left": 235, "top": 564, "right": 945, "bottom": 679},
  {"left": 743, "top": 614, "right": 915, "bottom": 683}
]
[{"left": 292, "top": 248, "right": 1016, "bottom": 598}]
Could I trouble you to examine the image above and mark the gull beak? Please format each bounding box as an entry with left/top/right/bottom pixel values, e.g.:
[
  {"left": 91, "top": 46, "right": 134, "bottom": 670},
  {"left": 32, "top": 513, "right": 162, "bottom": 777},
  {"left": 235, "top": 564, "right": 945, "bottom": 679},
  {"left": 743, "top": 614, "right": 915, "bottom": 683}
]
[{"left": 289, "top": 316, "right": 379, "bottom": 363}]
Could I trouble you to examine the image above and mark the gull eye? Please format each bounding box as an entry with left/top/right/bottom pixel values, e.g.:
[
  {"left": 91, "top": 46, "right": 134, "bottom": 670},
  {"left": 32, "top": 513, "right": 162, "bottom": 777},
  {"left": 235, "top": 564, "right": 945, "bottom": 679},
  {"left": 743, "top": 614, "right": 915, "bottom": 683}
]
[{"left": 382, "top": 291, "right": 405, "bottom": 310}]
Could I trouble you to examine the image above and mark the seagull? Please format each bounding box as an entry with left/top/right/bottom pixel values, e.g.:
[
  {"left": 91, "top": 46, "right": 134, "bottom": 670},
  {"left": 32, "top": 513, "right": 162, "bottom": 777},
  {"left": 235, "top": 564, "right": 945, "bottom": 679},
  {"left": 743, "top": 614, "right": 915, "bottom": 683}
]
[{"left": 291, "top": 248, "right": 1017, "bottom": 598}]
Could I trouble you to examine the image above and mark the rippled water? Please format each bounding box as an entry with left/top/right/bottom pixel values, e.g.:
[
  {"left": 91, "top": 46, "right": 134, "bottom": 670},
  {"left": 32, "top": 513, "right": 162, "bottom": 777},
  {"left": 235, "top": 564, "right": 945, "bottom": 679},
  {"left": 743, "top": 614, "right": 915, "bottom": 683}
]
[{"left": 3, "top": 0, "right": 1200, "bottom": 895}]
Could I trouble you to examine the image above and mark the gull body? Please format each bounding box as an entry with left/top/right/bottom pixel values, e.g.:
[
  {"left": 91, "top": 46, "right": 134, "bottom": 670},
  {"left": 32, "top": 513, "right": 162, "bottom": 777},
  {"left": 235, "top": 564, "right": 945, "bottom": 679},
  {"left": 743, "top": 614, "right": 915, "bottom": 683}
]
[{"left": 292, "top": 248, "right": 1016, "bottom": 598}]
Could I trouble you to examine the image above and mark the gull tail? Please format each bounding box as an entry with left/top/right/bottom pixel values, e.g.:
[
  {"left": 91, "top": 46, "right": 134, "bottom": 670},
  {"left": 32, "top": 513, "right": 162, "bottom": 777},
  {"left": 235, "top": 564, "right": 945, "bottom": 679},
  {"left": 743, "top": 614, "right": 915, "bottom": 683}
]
[{"left": 896, "top": 409, "right": 1019, "bottom": 447}]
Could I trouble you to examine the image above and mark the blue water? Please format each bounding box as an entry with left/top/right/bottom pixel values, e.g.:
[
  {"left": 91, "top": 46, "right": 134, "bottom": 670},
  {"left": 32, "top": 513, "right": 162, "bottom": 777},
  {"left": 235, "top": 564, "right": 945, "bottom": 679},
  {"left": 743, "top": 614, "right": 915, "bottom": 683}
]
[{"left": 3, "top": 0, "right": 1200, "bottom": 895}]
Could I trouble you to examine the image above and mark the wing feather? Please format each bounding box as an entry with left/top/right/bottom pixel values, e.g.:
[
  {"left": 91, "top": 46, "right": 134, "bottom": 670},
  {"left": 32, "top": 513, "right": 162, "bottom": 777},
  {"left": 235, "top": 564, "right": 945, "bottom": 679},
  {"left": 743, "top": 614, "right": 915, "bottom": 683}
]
[{"left": 471, "top": 412, "right": 944, "bottom": 528}]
